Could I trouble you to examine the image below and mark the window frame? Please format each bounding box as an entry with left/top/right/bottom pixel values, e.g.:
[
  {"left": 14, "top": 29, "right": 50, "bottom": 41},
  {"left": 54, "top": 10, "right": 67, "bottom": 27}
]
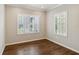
[
  {"left": 54, "top": 11, "right": 67, "bottom": 36},
  {"left": 17, "top": 14, "right": 40, "bottom": 34}
]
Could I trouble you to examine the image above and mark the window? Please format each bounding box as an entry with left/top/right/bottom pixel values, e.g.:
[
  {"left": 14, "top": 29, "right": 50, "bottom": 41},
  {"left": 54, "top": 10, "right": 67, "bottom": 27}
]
[
  {"left": 54, "top": 11, "right": 67, "bottom": 36},
  {"left": 17, "top": 14, "right": 40, "bottom": 34}
]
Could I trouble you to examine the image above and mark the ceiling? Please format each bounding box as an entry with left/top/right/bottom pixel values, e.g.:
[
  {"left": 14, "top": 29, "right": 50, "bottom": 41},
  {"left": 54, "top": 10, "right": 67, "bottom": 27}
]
[{"left": 7, "top": 4, "right": 62, "bottom": 12}]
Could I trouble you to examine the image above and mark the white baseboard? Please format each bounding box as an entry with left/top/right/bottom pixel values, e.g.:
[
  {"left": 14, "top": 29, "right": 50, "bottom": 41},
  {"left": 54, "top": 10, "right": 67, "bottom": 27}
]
[
  {"left": 0, "top": 45, "right": 5, "bottom": 55},
  {"left": 6, "top": 38, "right": 46, "bottom": 46},
  {"left": 47, "top": 38, "right": 79, "bottom": 53}
]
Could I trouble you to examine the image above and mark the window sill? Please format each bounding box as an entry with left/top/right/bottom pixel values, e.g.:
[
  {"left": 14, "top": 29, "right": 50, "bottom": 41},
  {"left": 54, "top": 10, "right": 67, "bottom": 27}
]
[
  {"left": 17, "top": 32, "right": 40, "bottom": 35},
  {"left": 55, "top": 33, "right": 67, "bottom": 37}
]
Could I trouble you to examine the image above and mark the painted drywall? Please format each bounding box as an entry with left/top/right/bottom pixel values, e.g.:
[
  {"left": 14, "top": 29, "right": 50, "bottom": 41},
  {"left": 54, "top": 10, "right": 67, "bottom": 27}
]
[
  {"left": 5, "top": 5, "right": 46, "bottom": 45},
  {"left": 0, "top": 4, "right": 5, "bottom": 55},
  {"left": 47, "top": 4, "right": 79, "bottom": 52}
]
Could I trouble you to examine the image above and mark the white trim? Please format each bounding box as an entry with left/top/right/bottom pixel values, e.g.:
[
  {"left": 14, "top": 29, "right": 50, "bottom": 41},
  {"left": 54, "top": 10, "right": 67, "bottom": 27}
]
[
  {"left": 6, "top": 38, "right": 45, "bottom": 46},
  {"left": 0, "top": 45, "right": 5, "bottom": 55},
  {"left": 54, "top": 11, "right": 67, "bottom": 37},
  {"left": 47, "top": 38, "right": 79, "bottom": 53}
]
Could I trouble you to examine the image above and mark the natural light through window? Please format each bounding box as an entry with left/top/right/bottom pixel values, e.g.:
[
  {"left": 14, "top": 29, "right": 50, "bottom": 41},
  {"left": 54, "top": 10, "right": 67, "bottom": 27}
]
[
  {"left": 54, "top": 11, "right": 67, "bottom": 36},
  {"left": 17, "top": 14, "right": 40, "bottom": 34}
]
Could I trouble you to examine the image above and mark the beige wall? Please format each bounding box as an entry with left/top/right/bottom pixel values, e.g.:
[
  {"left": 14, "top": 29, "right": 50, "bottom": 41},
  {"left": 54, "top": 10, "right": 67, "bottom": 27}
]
[
  {"left": 0, "top": 4, "right": 5, "bottom": 54},
  {"left": 6, "top": 4, "right": 79, "bottom": 52},
  {"left": 5, "top": 5, "right": 46, "bottom": 45},
  {"left": 47, "top": 4, "right": 79, "bottom": 52}
]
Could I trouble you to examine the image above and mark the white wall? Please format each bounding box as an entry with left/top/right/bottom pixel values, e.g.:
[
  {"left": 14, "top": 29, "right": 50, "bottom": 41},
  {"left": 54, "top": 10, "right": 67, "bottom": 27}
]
[
  {"left": 47, "top": 5, "right": 79, "bottom": 52},
  {"left": 5, "top": 5, "right": 46, "bottom": 45},
  {"left": 0, "top": 4, "right": 5, "bottom": 55}
]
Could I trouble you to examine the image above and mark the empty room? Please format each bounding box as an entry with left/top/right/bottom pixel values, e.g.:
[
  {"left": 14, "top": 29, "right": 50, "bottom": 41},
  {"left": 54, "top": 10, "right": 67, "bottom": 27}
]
[{"left": 0, "top": 4, "right": 79, "bottom": 55}]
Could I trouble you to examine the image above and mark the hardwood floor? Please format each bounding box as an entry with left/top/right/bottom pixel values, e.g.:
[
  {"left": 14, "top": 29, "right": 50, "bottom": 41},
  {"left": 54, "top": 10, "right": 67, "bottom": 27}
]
[{"left": 3, "top": 39, "right": 79, "bottom": 55}]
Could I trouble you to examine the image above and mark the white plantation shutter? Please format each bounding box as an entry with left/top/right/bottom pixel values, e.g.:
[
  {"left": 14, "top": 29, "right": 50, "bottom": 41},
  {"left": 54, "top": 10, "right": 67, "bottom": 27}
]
[
  {"left": 17, "top": 15, "right": 25, "bottom": 34},
  {"left": 24, "top": 16, "right": 30, "bottom": 33},
  {"left": 17, "top": 15, "right": 40, "bottom": 34},
  {"left": 34, "top": 16, "right": 40, "bottom": 32},
  {"left": 54, "top": 11, "right": 67, "bottom": 36}
]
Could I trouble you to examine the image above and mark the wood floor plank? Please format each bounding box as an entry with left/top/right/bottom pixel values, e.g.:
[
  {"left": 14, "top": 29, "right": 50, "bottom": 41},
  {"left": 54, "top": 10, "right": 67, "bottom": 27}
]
[{"left": 3, "top": 39, "right": 79, "bottom": 55}]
